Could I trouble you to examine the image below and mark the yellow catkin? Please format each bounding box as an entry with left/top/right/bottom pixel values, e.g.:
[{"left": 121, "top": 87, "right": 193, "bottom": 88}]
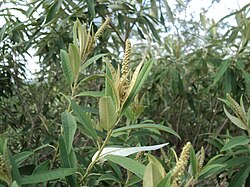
[
  {"left": 122, "top": 39, "right": 131, "bottom": 77},
  {"left": 198, "top": 146, "right": 205, "bottom": 170},
  {"left": 94, "top": 17, "right": 111, "bottom": 41},
  {"left": 226, "top": 94, "right": 247, "bottom": 124},
  {"left": 172, "top": 142, "right": 192, "bottom": 185},
  {"left": 118, "top": 39, "right": 132, "bottom": 104}
]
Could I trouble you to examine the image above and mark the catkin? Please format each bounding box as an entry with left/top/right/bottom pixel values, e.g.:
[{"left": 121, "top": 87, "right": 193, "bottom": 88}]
[
  {"left": 226, "top": 94, "right": 247, "bottom": 125},
  {"left": 122, "top": 40, "right": 131, "bottom": 77},
  {"left": 94, "top": 17, "right": 111, "bottom": 41},
  {"left": 198, "top": 146, "right": 205, "bottom": 170},
  {"left": 172, "top": 142, "right": 192, "bottom": 185}
]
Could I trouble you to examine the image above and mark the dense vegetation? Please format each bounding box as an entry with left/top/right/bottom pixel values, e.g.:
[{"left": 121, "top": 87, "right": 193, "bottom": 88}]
[{"left": 0, "top": 0, "right": 250, "bottom": 186}]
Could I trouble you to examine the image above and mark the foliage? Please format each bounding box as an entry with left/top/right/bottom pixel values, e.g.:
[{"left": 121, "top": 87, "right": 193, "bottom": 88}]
[{"left": 0, "top": 0, "right": 250, "bottom": 186}]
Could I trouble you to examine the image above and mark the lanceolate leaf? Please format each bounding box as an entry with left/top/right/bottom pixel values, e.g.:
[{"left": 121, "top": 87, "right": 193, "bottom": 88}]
[
  {"left": 0, "top": 23, "right": 7, "bottom": 43},
  {"left": 71, "top": 101, "right": 97, "bottom": 140},
  {"left": 69, "top": 43, "right": 81, "bottom": 78},
  {"left": 86, "top": 0, "right": 95, "bottom": 18},
  {"left": 61, "top": 112, "right": 77, "bottom": 154},
  {"left": 213, "top": 60, "right": 230, "bottom": 85},
  {"left": 147, "top": 155, "right": 166, "bottom": 177},
  {"left": 122, "top": 59, "right": 154, "bottom": 113},
  {"left": 75, "top": 91, "right": 104, "bottom": 98},
  {"left": 4, "top": 149, "right": 21, "bottom": 185},
  {"left": 99, "top": 96, "right": 117, "bottom": 130},
  {"left": 228, "top": 165, "right": 250, "bottom": 187},
  {"left": 20, "top": 168, "right": 76, "bottom": 184},
  {"left": 113, "top": 123, "right": 180, "bottom": 139},
  {"left": 81, "top": 54, "right": 107, "bottom": 70},
  {"left": 198, "top": 164, "right": 225, "bottom": 179},
  {"left": 45, "top": 0, "right": 62, "bottom": 24},
  {"left": 162, "top": 0, "right": 174, "bottom": 23},
  {"left": 10, "top": 181, "right": 19, "bottom": 187},
  {"left": 58, "top": 136, "right": 78, "bottom": 186},
  {"left": 224, "top": 106, "right": 247, "bottom": 130},
  {"left": 143, "top": 162, "right": 163, "bottom": 187},
  {"left": 60, "top": 50, "right": 73, "bottom": 84},
  {"left": 14, "top": 151, "right": 33, "bottom": 166},
  {"left": 105, "top": 155, "right": 145, "bottom": 178},
  {"left": 221, "top": 136, "right": 249, "bottom": 151},
  {"left": 92, "top": 143, "right": 168, "bottom": 163}
]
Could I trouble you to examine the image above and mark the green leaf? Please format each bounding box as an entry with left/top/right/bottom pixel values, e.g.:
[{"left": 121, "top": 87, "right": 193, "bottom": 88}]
[
  {"left": 122, "top": 59, "right": 154, "bottom": 113},
  {"left": 33, "top": 160, "right": 50, "bottom": 174},
  {"left": 104, "top": 62, "right": 120, "bottom": 109},
  {"left": 247, "top": 108, "right": 250, "bottom": 128},
  {"left": 105, "top": 155, "right": 145, "bottom": 178},
  {"left": 224, "top": 106, "right": 247, "bottom": 130},
  {"left": 71, "top": 101, "right": 97, "bottom": 140},
  {"left": 126, "top": 176, "right": 142, "bottom": 186},
  {"left": 143, "top": 16, "right": 160, "bottom": 41},
  {"left": 143, "top": 162, "right": 163, "bottom": 187},
  {"left": 156, "top": 172, "right": 171, "bottom": 187},
  {"left": 21, "top": 168, "right": 76, "bottom": 184},
  {"left": 75, "top": 91, "right": 104, "bottom": 98},
  {"left": 190, "top": 145, "right": 197, "bottom": 176},
  {"left": 99, "top": 96, "right": 117, "bottom": 130},
  {"left": 5, "top": 149, "right": 21, "bottom": 185},
  {"left": 97, "top": 174, "right": 118, "bottom": 183},
  {"left": 213, "top": 60, "right": 230, "bottom": 85},
  {"left": 86, "top": 0, "right": 95, "bottom": 19},
  {"left": 82, "top": 54, "right": 107, "bottom": 70},
  {"left": 10, "top": 181, "right": 19, "bottom": 187},
  {"left": 113, "top": 123, "right": 180, "bottom": 139},
  {"left": 61, "top": 112, "right": 77, "bottom": 154},
  {"left": 60, "top": 50, "right": 73, "bottom": 84},
  {"left": 58, "top": 136, "right": 78, "bottom": 186},
  {"left": 221, "top": 136, "right": 249, "bottom": 151},
  {"left": 162, "top": 0, "right": 174, "bottom": 23},
  {"left": 0, "top": 23, "right": 7, "bottom": 43},
  {"left": 78, "top": 74, "right": 104, "bottom": 87},
  {"left": 69, "top": 43, "right": 81, "bottom": 78},
  {"left": 14, "top": 151, "right": 33, "bottom": 166},
  {"left": 45, "top": 0, "right": 62, "bottom": 24},
  {"left": 229, "top": 165, "right": 250, "bottom": 187},
  {"left": 198, "top": 164, "right": 225, "bottom": 179},
  {"left": 147, "top": 155, "right": 165, "bottom": 177}
]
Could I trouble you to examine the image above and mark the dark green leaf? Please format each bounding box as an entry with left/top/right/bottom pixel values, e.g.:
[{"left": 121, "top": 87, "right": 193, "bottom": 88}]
[
  {"left": 71, "top": 101, "right": 97, "bottom": 140},
  {"left": 213, "top": 60, "right": 230, "bottom": 85},
  {"left": 86, "top": 0, "right": 96, "bottom": 19},
  {"left": 45, "top": 0, "right": 62, "bottom": 24},
  {"left": 221, "top": 136, "right": 249, "bottom": 151},
  {"left": 14, "top": 151, "right": 33, "bottom": 166},
  {"left": 21, "top": 168, "right": 76, "bottom": 184},
  {"left": 61, "top": 112, "right": 77, "bottom": 154},
  {"left": 60, "top": 50, "right": 73, "bottom": 84},
  {"left": 105, "top": 155, "right": 145, "bottom": 178},
  {"left": 229, "top": 165, "right": 250, "bottom": 187},
  {"left": 113, "top": 123, "right": 180, "bottom": 139},
  {"left": 122, "top": 59, "right": 154, "bottom": 113}
]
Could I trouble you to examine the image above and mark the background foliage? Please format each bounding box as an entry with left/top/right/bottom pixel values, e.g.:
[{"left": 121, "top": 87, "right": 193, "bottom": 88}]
[{"left": 0, "top": 0, "right": 250, "bottom": 186}]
